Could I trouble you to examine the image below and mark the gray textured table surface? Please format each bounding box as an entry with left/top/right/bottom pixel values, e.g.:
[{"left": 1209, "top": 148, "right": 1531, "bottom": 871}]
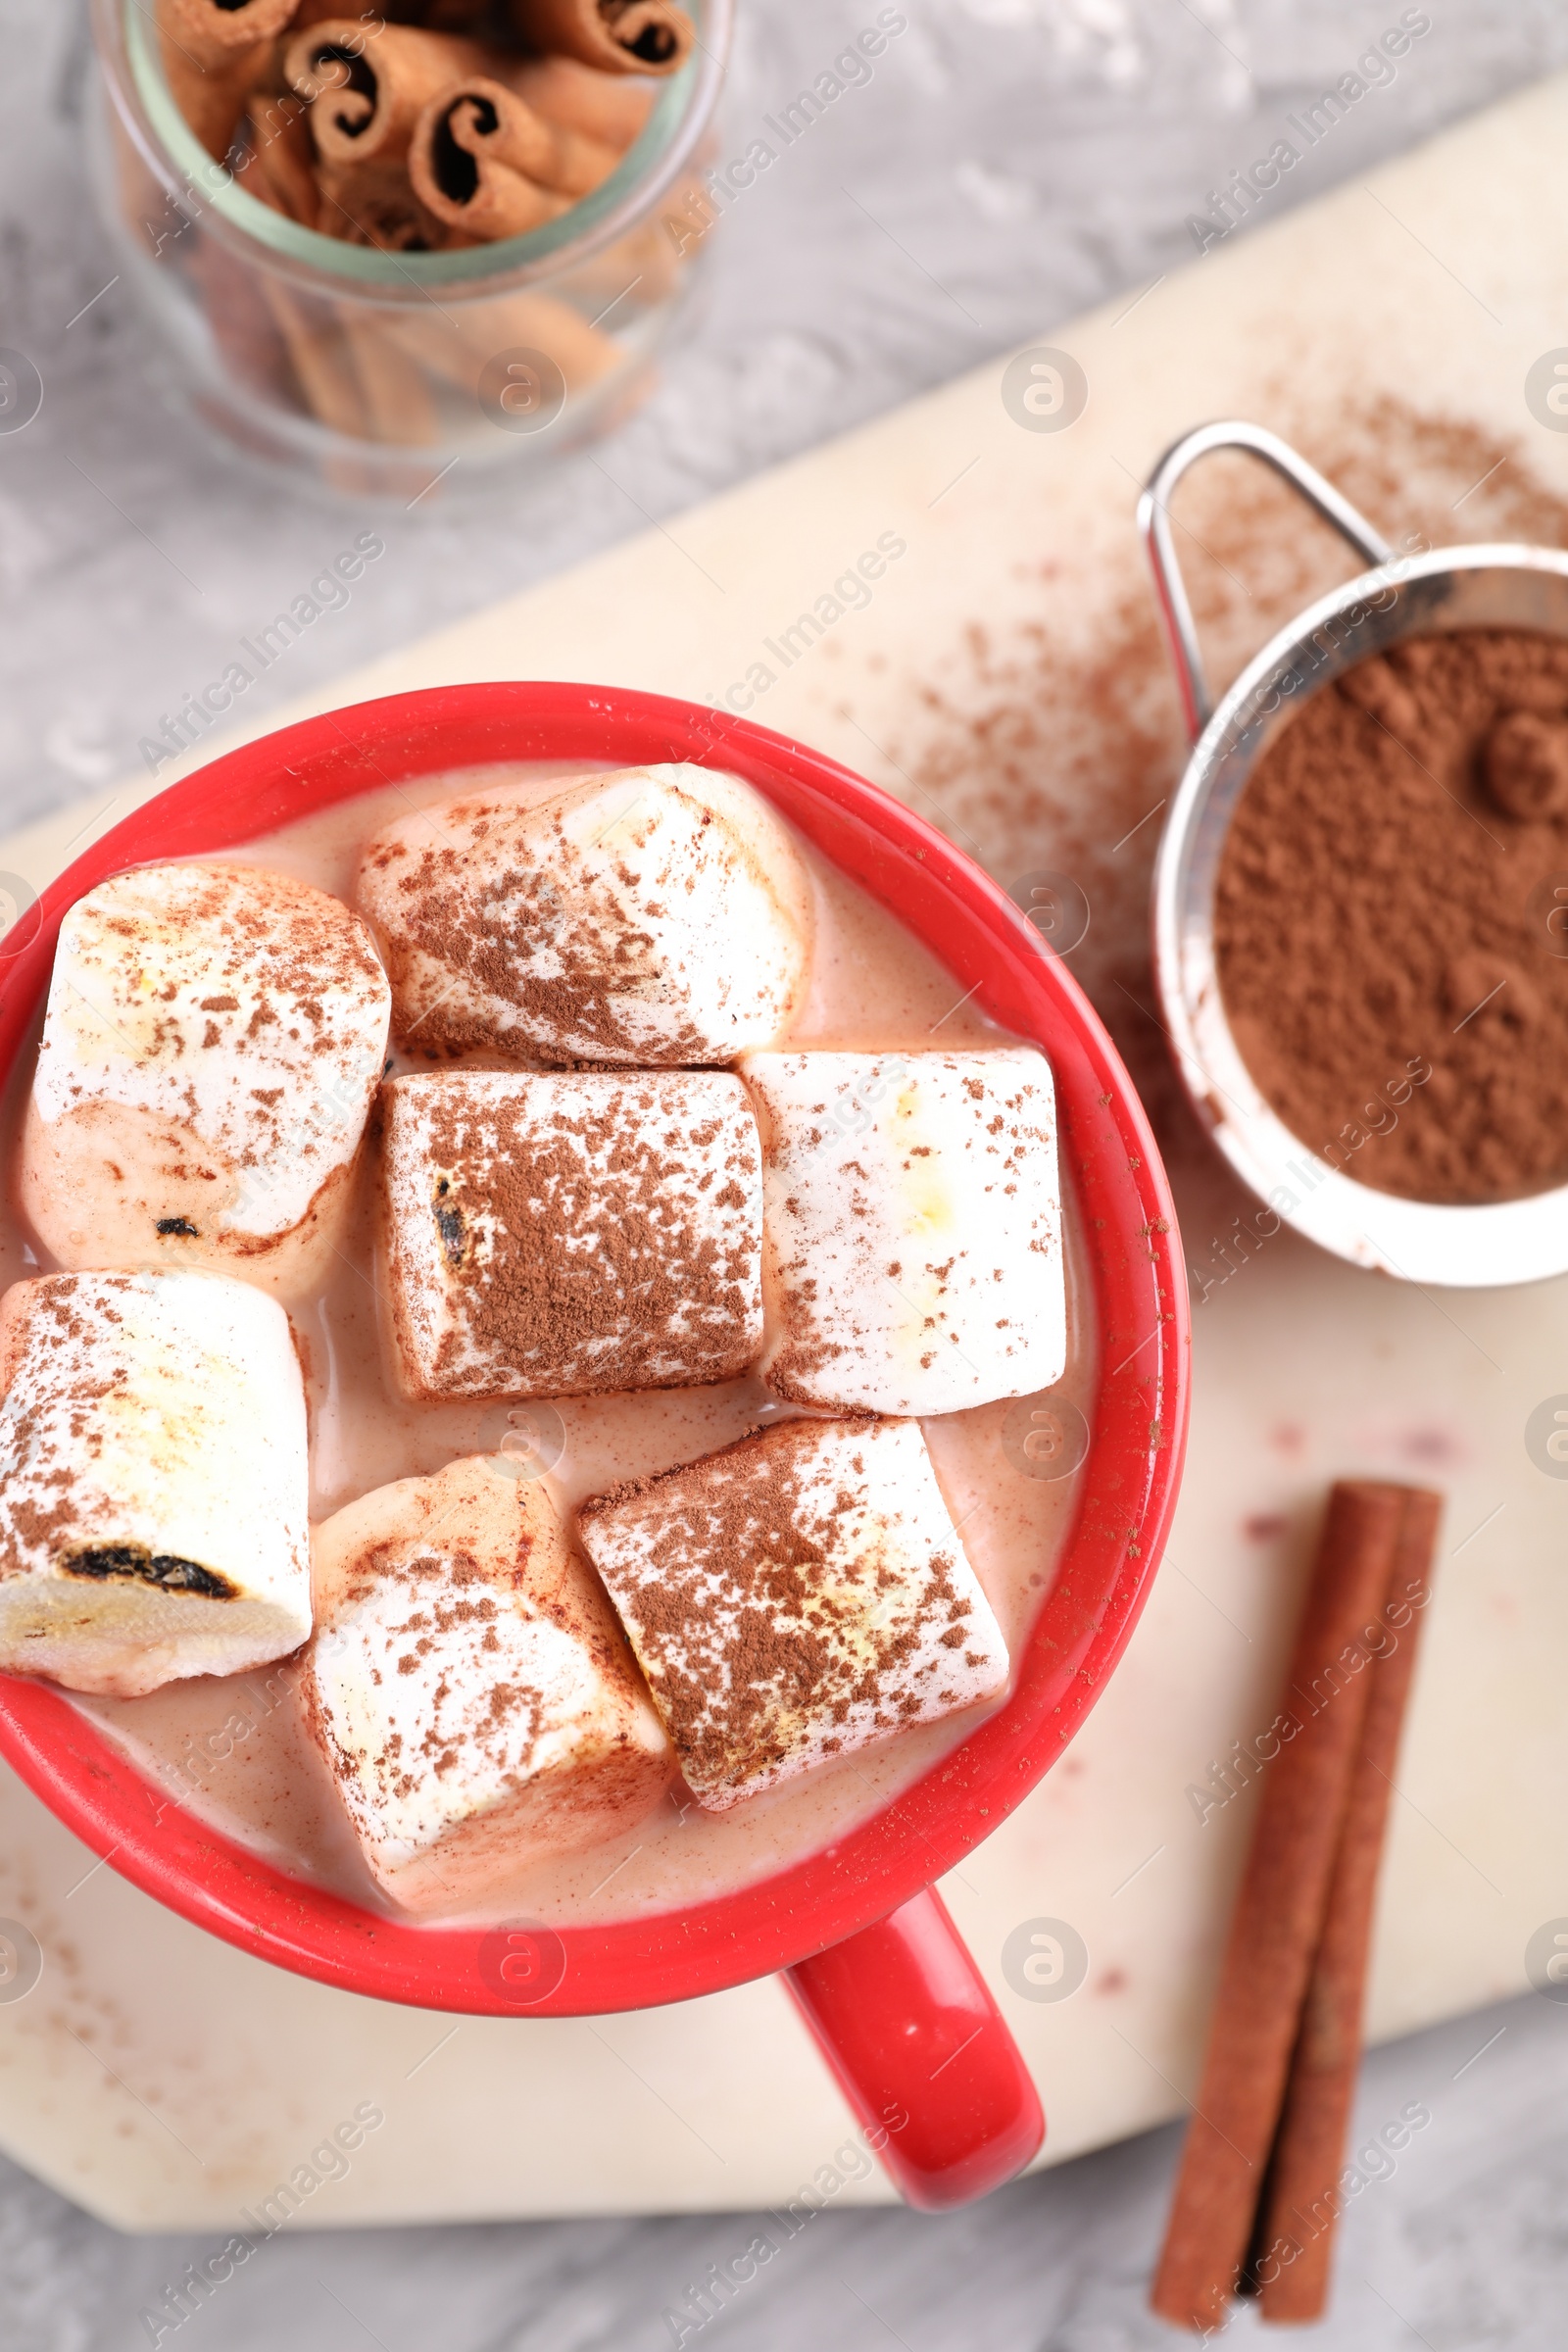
[{"left": 6, "top": 3, "right": 1568, "bottom": 2346}]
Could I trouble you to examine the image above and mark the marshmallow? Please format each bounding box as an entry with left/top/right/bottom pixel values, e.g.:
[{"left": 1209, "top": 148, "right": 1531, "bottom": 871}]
[
  {"left": 577, "top": 1416, "right": 1009, "bottom": 1810},
  {"left": 356, "top": 763, "right": 811, "bottom": 1065},
  {"left": 740, "top": 1046, "right": 1065, "bottom": 1415},
  {"left": 306, "top": 1456, "right": 671, "bottom": 1912},
  {"left": 19, "top": 861, "right": 390, "bottom": 1297},
  {"left": 0, "top": 1270, "right": 311, "bottom": 1697},
  {"left": 380, "top": 1068, "right": 763, "bottom": 1399}
]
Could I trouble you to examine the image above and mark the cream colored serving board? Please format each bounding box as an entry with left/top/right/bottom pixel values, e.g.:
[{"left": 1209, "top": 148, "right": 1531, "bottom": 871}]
[{"left": 5, "top": 74, "right": 1568, "bottom": 2230}]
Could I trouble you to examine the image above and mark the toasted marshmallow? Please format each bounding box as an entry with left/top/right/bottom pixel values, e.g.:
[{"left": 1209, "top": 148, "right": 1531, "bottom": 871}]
[
  {"left": 306, "top": 1455, "right": 671, "bottom": 1912},
  {"left": 19, "top": 861, "right": 390, "bottom": 1297},
  {"left": 577, "top": 1416, "right": 1008, "bottom": 1810},
  {"left": 380, "top": 1068, "right": 763, "bottom": 1399},
  {"left": 356, "top": 763, "right": 811, "bottom": 1065},
  {"left": 740, "top": 1046, "right": 1065, "bottom": 1415},
  {"left": 0, "top": 1270, "right": 311, "bottom": 1697}
]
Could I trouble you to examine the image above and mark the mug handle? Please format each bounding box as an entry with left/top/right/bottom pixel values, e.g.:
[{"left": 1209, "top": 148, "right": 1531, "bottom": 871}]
[
  {"left": 782, "top": 1885, "right": 1045, "bottom": 2210},
  {"left": 1137, "top": 419, "right": 1394, "bottom": 740}
]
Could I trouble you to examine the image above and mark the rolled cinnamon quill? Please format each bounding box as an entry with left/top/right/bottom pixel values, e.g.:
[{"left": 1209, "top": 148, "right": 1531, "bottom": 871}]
[
  {"left": 377, "top": 285, "right": 621, "bottom": 402},
  {"left": 285, "top": 18, "right": 494, "bottom": 152},
  {"left": 1251, "top": 1488, "right": 1441, "bottom": 2320},
  {"left": 186, "top": 192, "right": 295, "bottom": 407},
  {"left": 1150, "top": 1483, "right": 1414, "bottom": 2334},
  {"left": 411, "top": 76, "right": 620, "bottom": 240},
  {"left": 315, "top": 174, "right": 452, "bottom": 252},
  {"left": 405, "top": 1, "right": 495, "bottom": 24},
  {"left": 506, "top": 53, "right": 655, "bottom": 145},
  {"left": 246, "top": 151, "right": 441, "bottom": 458},
  {"left": 338, "top": 313, "right": 441, "bottom": 446},
  {"left": 263, "top": 279, "right": 367, "bottom": 442},
  {"left": 239, "top": 92, "right": 321, "bottom": 228},
  {"left": 564, "top": 204, "right": 681, "bottom": 304},
  {"left": 509, "top": 0, "right": 694, "bottom": 75},
  {"left": 284, "top": 17, "right": 495, "bottom": 230},
  {"left": 156, "top": 0, "right": 305, "bottom": 162}
]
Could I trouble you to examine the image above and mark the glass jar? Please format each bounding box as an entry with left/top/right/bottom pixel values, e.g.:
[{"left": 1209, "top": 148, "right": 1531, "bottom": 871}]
[{"left": 88, "top": 0, "right": 730, "bottom": 499}]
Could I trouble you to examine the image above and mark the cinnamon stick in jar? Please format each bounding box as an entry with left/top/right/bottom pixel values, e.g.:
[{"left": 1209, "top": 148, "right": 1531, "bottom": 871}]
[
  {"left": 283, "top": 17, "right": 494, "bottom": 235},
  {"left": 410, "top": 76, "right": 619, "bottom": 241},
  {"left": 263, "top": 274, "right": 392, "bottom": 494},
  {"left": 509, "top": 0, "right": 694, "bottom": 75},
  {"left": 376, "top": 284, "right": 621, "bottom": 401},
  {"left": 1150, "top": 1483, "right": 1415, "bottom": 2333},
  {"left": 239, "top": 92, "right": 321, "bottom": 228},
  {"left": 338, "top": 311, "right": 441, "bottom": 447},
  {"left": 1251, "top": 1487, "right": 1441, "bottom": 2320},
  {"left": 156, "top": 0, "right": 305, "bottom": 163},
  {"left": 506, "top": 53, "right": 655, "bottom": 146},
  {"left": 407, "top": 0, "right": 495, "bottom": 24}
]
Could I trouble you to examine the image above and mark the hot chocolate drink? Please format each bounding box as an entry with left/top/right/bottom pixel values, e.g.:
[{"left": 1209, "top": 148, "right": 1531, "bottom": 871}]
[{"left": 0, "top": 760, "right": 1093, "bottom": 1923}]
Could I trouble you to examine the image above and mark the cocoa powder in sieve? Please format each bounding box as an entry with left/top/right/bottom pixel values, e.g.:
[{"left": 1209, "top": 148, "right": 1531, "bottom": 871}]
[{"left": 1214, "top": 627, "right": 1568, "bottom": 1203}]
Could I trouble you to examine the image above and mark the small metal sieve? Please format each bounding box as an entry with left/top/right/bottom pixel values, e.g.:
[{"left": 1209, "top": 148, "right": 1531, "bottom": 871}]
[{"left": 1140, "top": 418, "right": 1568, "bottom": 1289}]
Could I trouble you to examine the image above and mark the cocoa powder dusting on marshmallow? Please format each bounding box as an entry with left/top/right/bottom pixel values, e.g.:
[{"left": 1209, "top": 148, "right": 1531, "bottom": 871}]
[
  {"left": 579, "top": 1420, "right": 972, "bottom": 1795},
  {"left": 398, "top": 1073, "right": 762, "bottom": 1396},
  {"left": 0, "top": 1279, "right": 125, "bottom": 1575},
  {"left": 374, "top": 799, "right": 711, "bottom": 1065},
  {"left": 104, "top": 864, "right": 384, "bottom": 1070}
]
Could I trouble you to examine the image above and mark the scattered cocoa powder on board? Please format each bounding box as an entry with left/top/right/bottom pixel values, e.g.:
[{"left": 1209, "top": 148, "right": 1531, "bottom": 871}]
[
  {"left": 878, "top": 396, "right": 1568, "bottom": 1185},
  {"left": 1215, "top": 628, "right": 1568, "bottom": 1203}
]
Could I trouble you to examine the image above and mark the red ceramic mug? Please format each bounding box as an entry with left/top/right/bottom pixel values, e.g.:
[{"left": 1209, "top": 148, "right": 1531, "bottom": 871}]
[{"left": 0, "top": 684, "right": 1189, "bottom": 2211}]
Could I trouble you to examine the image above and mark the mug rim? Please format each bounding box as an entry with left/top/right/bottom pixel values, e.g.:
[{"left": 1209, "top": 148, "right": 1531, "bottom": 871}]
[{"left": 0, "top": 682, "right": 1190, "bottom": 2016}]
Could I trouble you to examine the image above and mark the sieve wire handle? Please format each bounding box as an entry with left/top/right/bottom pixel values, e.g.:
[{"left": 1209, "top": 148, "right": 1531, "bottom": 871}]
[{"left": 1137, "top": 420, "right": 1395, "bottom": 741}]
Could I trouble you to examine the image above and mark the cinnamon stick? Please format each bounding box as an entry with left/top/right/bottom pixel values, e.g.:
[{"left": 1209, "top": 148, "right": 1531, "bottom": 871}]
[
  {"left": 239, "top": 91, "right": 321, "bottom": 228},
  {"left": 1150, "top": 1483, "right": 1413, "bottom": 2333},
  {"left": 564, "top": 204, "right": 681, "bottom": 304},
  {"left": 283, "top": 17, "right": 496, "bottom": 236},
  {"left": 339, "top": 312, "right": 442, "bottom": 446},
  {"left": 410, "top": 76, "right": 619, "bottom": 241},
  {"left": 239, "top": 104, "right": 442, "bottom": 453},
  {"left": 314, "top": 173, "right": 451, "bottom": 252},
  {"left": 186, "top": 212, "right": 296, "bottom": 410},
  {"left": 508, "top": 0, "right": 694, "bottom": 75},
  {"left": 505, "top": 53, "right": 655, "bottom": 146},
  {"left": 156, "top": 0, "right": 305, "bottom": 163},
  {"left": 408, "top": 1, "right": 496, "bottom": 24},
  {"left": 1252, "top": 1487, "right": 1441, "bottom": 2320},
  {"left": 262, "top": 279, "right": 372, "bottom": 454},
  {"left": 377, "top": 285, "right": 621, "bottom": 401}
]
